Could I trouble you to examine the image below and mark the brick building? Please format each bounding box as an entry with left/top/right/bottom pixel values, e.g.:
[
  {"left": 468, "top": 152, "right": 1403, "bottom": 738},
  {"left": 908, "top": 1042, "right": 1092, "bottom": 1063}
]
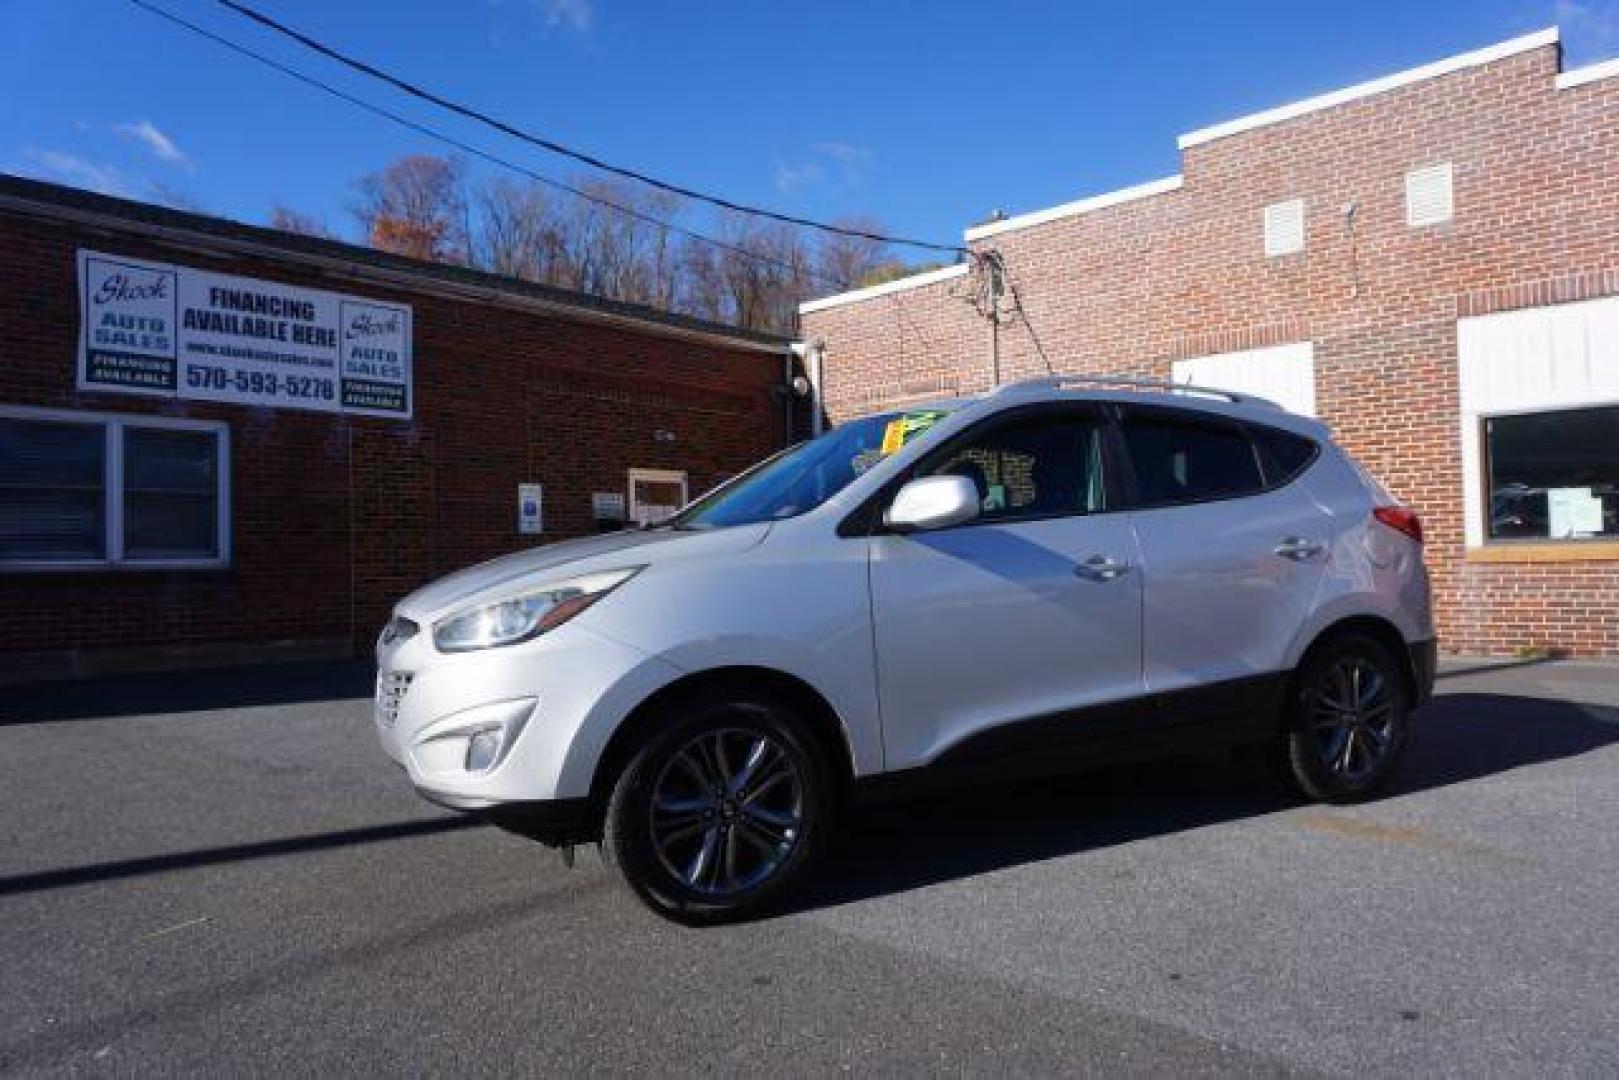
[
  {"left": 799, "top": 28, "right": 1619, "bottom": 656},
  {"left": 0, "top": 175, "right": 800, "bottom": 682}
]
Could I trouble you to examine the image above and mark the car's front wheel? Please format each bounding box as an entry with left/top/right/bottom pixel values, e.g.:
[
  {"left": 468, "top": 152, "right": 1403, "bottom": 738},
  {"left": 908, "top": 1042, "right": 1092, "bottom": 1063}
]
[
  {"left": 602, "top": 692, "right": 832, "bottom": 924},
  {"left": 1274, "top": 634, "right": 1411, "bottom": 803}
]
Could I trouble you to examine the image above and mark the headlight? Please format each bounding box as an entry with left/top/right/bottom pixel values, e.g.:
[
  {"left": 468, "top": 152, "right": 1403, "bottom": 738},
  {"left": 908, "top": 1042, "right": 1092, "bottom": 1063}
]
[{"left": 432, "top": 567, "right": 641, "bottom": 653}]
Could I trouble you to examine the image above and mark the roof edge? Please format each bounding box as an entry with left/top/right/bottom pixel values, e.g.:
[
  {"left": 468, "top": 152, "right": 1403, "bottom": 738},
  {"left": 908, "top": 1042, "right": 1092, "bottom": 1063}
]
[
  {"left": 963, "top": 175, "right": 1184, "bottom": 242},
  {"left": 798, "top": 263, "right": 968, "bottom": 315},
  {"left": 1177, "top": 26, "right": 1560, "bottom": 150},
  {"left": 1556, "top": 55, "right": 1619, "bottom": 89}
]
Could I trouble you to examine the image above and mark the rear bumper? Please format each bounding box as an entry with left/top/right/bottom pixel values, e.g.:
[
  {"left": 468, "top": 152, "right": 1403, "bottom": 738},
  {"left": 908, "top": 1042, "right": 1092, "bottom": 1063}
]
[{"left": 1408, "top": 638, "right": 1438, "bottom": 706}]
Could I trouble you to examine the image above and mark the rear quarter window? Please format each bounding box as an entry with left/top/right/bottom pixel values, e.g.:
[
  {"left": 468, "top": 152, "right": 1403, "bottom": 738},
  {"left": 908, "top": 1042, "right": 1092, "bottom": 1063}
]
[{"left": 1251, "top": 424, "right": 1320, "bottom": 487}]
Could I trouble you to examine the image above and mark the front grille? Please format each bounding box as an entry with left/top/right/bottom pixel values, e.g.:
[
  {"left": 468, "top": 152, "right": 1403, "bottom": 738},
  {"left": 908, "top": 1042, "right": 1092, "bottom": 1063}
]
[{"left": 376, "top": 671, "right": 414, "bottom": 729}]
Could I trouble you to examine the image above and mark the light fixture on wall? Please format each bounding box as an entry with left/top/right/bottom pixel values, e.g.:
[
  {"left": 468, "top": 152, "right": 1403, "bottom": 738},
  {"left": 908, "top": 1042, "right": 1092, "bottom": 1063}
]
[{"left": 653, "top": 429, "right": 676, "bottom": 444}]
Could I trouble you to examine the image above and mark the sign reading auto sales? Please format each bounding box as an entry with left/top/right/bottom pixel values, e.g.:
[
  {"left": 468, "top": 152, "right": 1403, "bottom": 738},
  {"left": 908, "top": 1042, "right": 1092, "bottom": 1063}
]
[{"left": 77, "top": 249, "right": 412, "bottom": 418}]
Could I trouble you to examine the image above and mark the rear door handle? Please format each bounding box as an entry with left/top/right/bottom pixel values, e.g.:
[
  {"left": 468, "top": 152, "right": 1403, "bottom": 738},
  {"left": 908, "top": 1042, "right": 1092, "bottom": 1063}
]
[
  {"left": 1274, "top": 536, "right": 1325, "bottom": 561},
  {"left": 1075, "top": 554, "right": 1131, "bottom": 581}
]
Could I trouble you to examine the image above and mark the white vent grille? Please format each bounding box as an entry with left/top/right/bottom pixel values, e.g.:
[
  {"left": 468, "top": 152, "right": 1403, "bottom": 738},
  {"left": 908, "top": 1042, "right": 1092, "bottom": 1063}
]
[
  {"left": 1406, "top": 163, "right": 1454, "bottom": 226},
  {"left": 376, "top": 671, "right": 414, "bottom": 729},
  {"left": 1263, "top": 199, "right": 1306, "bottom": 256}
]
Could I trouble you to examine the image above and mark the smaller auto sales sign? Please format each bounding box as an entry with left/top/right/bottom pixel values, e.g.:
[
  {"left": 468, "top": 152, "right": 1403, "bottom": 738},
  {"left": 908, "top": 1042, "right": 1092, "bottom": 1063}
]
[{"left": 78, "top": 249, "right": 412, "bottom": 419}]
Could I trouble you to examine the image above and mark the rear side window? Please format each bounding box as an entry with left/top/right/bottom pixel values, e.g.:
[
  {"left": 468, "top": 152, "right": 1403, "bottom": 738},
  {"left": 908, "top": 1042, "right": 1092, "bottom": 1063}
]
[
  {"left": 1119, "top": 411, "right": 1264, "bottom": 507},
  {"left": 1251, "top": 424, "right": 1319, "bottom": 487}
]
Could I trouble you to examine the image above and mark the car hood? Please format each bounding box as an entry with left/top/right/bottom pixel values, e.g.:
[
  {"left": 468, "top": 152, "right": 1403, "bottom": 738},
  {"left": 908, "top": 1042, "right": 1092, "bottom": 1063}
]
[{"left": 395, "top": 524, "right": 769, "bottom": 620}]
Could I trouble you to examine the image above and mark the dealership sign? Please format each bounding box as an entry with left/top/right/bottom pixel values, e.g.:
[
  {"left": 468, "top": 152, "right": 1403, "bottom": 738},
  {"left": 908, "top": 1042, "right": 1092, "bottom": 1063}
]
[{"left": 77, "top": 249, "right": 412, "bottom": 418}]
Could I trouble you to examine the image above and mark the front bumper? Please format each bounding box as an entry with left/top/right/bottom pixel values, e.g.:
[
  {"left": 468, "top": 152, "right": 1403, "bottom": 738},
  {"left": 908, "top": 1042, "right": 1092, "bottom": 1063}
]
[{"left": 373, "top": 616, "right": 681, "bottom": 809}]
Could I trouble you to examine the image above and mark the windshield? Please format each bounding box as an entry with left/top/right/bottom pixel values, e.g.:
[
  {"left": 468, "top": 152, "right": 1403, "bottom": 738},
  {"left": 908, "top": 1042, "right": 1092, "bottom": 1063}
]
[{"left": 672, "top": 408, "right": 954, "bottom": 529}]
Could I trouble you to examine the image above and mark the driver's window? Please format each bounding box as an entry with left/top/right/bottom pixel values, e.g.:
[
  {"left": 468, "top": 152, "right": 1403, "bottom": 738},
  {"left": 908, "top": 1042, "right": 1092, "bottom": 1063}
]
[{"left": 927, "top": 415, "right": 1106, "bottom": 521}]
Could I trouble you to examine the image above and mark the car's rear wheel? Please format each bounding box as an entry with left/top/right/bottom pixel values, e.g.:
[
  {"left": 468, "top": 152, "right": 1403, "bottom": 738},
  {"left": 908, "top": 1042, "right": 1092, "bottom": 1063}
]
[
  {"left": 602, "top": 693, "right": 832, "bottom": 924},
  {"left": 1274, "top": 633, "right": 1411, "bottom": 803}
]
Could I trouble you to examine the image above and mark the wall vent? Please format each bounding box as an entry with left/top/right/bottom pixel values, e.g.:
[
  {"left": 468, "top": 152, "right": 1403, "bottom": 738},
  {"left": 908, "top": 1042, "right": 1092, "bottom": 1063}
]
[
  {"left": 1263, "top": 199, "right": 1306, "bottom": 257},
  {"left": 1406, "top": 163, "right": 1454, "bottom": 227}
]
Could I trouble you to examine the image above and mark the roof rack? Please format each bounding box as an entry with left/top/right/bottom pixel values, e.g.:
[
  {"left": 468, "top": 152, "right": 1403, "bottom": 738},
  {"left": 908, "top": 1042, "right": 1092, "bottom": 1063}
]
[{"left": 993, "top": 373, "right": 1281, "bottom": 409}]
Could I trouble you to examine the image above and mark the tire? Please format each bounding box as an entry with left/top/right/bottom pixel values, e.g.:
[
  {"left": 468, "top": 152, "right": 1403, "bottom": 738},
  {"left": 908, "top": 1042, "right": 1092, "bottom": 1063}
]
[
  {"left": 601, "top": 691, "right": 834, "bottom": 924},
  {"left": 1272, "top": 633, "right": 1411, "bottom": 803}
]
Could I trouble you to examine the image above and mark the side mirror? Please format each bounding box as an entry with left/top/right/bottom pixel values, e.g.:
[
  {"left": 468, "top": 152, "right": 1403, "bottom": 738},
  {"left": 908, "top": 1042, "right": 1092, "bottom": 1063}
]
[{"left": 884, "top": 475, "right": 981, "bottom": 532}]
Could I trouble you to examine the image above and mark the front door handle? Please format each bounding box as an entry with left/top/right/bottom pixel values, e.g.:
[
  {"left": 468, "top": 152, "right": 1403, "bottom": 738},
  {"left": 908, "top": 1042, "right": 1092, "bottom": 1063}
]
[
  {"left": 1274, "top": 536, "right": 1325, "bottom": 561},
  {"left": 1076, "top": 554, "right": 1131, "bottom": 581}
]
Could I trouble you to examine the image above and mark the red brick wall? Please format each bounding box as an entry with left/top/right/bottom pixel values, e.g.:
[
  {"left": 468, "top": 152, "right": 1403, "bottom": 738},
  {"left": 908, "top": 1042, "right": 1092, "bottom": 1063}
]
[
  {"left": 0, "top": 209, "right": 790, "bottom": 662},
  {"left": 801, "top": 43, "right": 1619, "bottom": 655}
]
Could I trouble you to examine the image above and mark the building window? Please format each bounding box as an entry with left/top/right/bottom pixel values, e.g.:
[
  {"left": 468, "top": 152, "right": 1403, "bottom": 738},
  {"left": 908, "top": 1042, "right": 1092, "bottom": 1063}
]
[
  {"left": 0, "top": 407, "right": 229, "bottom": 569},
  {"left": 1485, "top": 405, "right": 1618, "bottom": 542},
  {"left": 1405, "top": 163, "right": 1453, "bottom": 227},
  {"left": 1263, "top": 199, "right": 1305, "bottom": 256},
  {"left": 627, "top": 468, "right": 687, "bottom": 527}
]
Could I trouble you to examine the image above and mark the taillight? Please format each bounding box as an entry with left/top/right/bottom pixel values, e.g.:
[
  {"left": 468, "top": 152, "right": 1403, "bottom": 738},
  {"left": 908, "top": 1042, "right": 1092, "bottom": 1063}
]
[{"left": 1373, "top": 506, "right": 1424, "bottom": 544}]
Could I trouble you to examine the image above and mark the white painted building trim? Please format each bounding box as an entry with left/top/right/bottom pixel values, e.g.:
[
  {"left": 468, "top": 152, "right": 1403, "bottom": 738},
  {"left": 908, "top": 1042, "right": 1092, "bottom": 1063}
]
[
  {"left": 1170, "top": 342, "right": 1317, "bottom": 418},
  {"left": 798, "top": 263, "right": 968, "bottom": 315},
  {"left": 1177, "top": 27, "right": 1559, "bottom": 149},
  {"left": 1556, "top": 56, "right": 1619, "bottom": 89},
  {"left": 962, "top": 176, "right": 1184, "bottom": 242}
]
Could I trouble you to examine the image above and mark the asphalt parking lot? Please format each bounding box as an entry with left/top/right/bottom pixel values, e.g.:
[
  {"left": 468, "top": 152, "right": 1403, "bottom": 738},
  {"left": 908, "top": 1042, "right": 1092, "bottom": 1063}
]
[{"left": 2, "top": 658, "right": 1617, "bottom": 1076}]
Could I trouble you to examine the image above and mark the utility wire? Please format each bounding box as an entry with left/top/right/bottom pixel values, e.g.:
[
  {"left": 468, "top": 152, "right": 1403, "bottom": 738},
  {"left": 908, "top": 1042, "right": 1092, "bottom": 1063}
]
[
  {"left": 214, "top": 0, "right": 969, "bottom": 258},
  {"left": 128, "top": 0, "right": 859, "bottom": 289}
]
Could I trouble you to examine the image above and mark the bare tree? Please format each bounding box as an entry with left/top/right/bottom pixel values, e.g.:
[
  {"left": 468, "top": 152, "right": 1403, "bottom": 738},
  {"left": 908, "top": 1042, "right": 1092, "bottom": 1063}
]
[
  {"left": 268, "top": 204, "right": 336, "bottom": 239},
  {"left": 816, "top": 216, "right": 890, "bottom": 291},
  {"left": 353, "top": 155, "right": 468, "bottom": 263},
  {"left": 473, "top": 177, "right": 556, "bottom": 280}
]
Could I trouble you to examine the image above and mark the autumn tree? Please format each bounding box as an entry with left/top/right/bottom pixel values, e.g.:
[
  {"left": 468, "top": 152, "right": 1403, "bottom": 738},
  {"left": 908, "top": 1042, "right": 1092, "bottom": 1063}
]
[{"left": 353, "top": 155, "right": 468, "bottom": 263}]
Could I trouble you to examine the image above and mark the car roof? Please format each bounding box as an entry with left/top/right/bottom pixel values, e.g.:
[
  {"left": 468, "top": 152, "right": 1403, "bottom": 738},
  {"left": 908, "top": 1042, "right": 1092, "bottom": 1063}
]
[{"left": 939, "top": 377, "right": 1330, "bottom": 438}]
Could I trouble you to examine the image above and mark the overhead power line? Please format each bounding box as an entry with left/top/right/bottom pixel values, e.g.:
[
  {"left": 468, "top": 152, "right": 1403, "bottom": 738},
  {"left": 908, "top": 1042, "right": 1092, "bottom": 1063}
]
[
  {"left": 213, "top": 0, "right": 969, "bottom": 258},
  {"left": 128, "top": 0, "right": 858, "bottom": 289}
]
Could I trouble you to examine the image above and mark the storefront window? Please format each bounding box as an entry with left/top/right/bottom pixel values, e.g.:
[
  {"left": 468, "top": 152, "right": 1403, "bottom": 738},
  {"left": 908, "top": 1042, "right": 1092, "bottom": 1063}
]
[
  {"left": 1486, "top": 405, "right": 1618, "bottom": 541},
  {"left": 0, "top": 417, "right": 106, "bottom": 561},
  {"left": 0, "top": 409, "right": 228, "bottom": 568},
  {"left": 123, "top": 428, "right": 221, "bottom": 559}
]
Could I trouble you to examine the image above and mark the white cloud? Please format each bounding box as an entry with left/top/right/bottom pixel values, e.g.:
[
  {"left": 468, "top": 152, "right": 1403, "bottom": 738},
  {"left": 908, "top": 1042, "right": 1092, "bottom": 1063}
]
[
  {"left": 113, "top": 119, "right": 191, "bottom": 169},
  {"left": 775, "top": 141, "right": 874, "bottom": 194},
  {"left": 812, "top": 141, "right": 872, "bottom": 167},
  {"left": 19, "top": 147, "right": 135, "bottom": 197},
  {"left": 774, "top": 160, "right": 825, "bottom": 193},
  {"left": 533, "top": 0, "right": 593, "bottom": 34}
]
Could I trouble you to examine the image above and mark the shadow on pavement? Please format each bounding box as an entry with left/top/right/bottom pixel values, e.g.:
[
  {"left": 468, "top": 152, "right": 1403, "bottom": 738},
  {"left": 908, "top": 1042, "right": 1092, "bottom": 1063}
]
[
  {"left": 791, "top": 692, "right": 1619, "bottom": 915},
  {"left": 1, "top": 659, "right": 377, "bottom": 725},
  {"left": 0, "top": 816, "right": 484, "bottom": 898},
  {"left": 2, "top": 687, "right": 1614, "bottom": 912}
]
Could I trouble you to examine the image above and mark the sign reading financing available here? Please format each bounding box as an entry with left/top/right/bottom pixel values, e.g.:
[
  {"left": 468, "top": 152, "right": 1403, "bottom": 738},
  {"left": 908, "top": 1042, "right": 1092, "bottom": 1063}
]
[{"left": 77, "top": 249, "right": 412, "bottom": 418}]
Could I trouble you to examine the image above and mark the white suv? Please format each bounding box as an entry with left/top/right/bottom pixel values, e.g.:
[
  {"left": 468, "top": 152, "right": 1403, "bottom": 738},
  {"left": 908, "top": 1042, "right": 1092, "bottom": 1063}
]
[{"left": 375, "top": 376, "right": 1436, "bottom": 922}]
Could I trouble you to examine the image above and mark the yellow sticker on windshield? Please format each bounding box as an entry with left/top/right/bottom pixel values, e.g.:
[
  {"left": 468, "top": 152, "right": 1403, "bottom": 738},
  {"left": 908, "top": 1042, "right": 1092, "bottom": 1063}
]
[{"left": 881, "top": 411, "right": 948, "bottom": 456}]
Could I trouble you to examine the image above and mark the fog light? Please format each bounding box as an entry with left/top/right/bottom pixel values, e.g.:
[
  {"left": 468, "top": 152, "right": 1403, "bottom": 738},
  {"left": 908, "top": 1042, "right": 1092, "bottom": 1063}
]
[{"left": 465, "top": 727, "right": 503, "bottom": 772}]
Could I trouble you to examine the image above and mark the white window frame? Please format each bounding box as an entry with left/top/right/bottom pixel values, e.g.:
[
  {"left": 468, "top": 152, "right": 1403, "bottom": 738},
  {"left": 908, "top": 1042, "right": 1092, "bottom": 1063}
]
[
  {"left": 1458, "top": 295, "right": 1619, "bottom": 548},
  {"left": 1474, "top": 400, "right": 1619, "bottom": 546},
  {"left": 0, "top": 404, "right": 231, "bottom": 571},
  {"left": 627, "top": 467, "right": 688, "bottom": 527}
]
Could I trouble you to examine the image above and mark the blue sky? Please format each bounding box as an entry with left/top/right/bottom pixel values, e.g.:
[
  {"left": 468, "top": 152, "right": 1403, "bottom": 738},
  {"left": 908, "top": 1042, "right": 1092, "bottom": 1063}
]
[{"left": 4, "top": 0, "right": 1617, "bottom": 258}]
